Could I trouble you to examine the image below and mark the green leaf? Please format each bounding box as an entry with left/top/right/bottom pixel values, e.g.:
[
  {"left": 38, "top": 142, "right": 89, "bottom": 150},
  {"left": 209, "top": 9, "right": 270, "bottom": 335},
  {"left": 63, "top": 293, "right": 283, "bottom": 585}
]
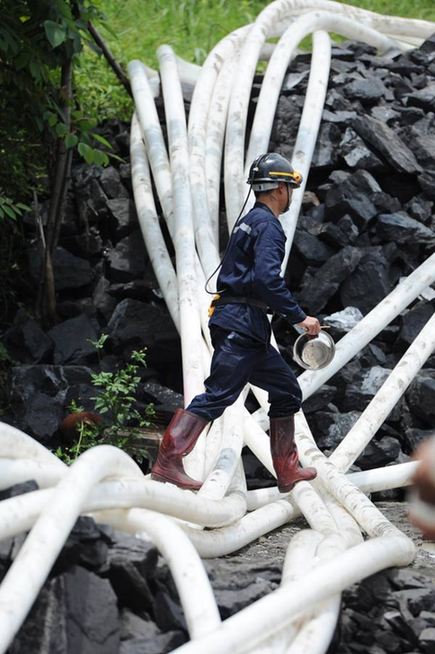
[
  {"left": 92, "top": 133, "right": 112, "bottom": 149},
  {"left": 55, "top": 122, "right": 67, "bottom": 138},
  {"left": 2, "top": 204, "right": 16, "bottom": 220},
  {"left": 92, "top": 149, "right": 109, "bottom": 166},
  {"left": 78, "top": 141, "right": 95, "bottom": 165},
  {"left": 44, "top": 20, "right": 67, "bottom": 49},
  {"left": 64, "top": 133, "right": 78, "bottom": 149}
]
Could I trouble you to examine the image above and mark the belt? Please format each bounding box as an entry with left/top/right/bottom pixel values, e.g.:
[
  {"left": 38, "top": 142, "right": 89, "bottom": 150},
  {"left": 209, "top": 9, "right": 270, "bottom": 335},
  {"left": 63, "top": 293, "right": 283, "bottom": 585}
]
[{"left": 208, "top": 294, "right": 270, "bottom": 317}]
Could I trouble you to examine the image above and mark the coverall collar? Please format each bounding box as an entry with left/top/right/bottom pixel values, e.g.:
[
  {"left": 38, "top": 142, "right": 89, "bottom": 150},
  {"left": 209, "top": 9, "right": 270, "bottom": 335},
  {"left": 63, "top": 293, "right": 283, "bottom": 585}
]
[{"left": 254, "top": 201, "right": 277, "bottom": 218}]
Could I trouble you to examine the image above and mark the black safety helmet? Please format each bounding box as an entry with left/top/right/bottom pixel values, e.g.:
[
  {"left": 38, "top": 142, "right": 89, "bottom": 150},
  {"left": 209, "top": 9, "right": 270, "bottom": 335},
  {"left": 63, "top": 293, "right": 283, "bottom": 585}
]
[{"left": 247, "top": 152, "right": 303, "bottom": 192}]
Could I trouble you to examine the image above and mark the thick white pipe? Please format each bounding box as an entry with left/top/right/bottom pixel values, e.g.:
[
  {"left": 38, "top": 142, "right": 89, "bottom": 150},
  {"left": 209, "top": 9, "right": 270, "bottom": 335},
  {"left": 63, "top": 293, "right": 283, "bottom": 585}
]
[
  {"left": 198, "top": 399, "right": 245, "bottom": 500},
  {"left": 128, "top": 60, "right": 174, "bottom": 226},
  {"left": 93, "top": 508, "right": 221, "bottom": 639},
  {"left": 157, "top": 45, "right": 204, "bottom": 404},
  {"left": 188, "top": 26, "right": 248, "bottom": 271},
  {"left": 205, "top": 54, "right": 239, "bottom": 243},
  {"left": 246, "top": 461, "right": 418, "bottom": 510},
  {"left": 271, "top": 0, "right": 435, "bottom": 40},
  {"left": 0, "top": 446, "right": 142, "bottom": 653},
  {"left": 299, "top": 253, "right": 435, "bottom": 400},
  {"left": 182, "top": 498, "right": 299, "bottom": 558},
  {"left": 130, "top": 113, "right": 179, "bottom": 327},
  {"left": 172, "top": 534, "right": 414, "bottom": 654},
  {"left": 330, "top": 313, "right": 435, "bottom": 473},
  {"left": 0, "top": 459, "right": 63, "bottom": 490},
  {"left": 0, "top": 423, "right": 66, "bottom": 468},
  {"left": 247, "top": 12, "right": 396, "bottom": 170},
  {"left": 0, "top": 476, "right": 247, "bottom": 538},
  {"left": 225, "top": 1, "right": 297, "bottom": 226}
]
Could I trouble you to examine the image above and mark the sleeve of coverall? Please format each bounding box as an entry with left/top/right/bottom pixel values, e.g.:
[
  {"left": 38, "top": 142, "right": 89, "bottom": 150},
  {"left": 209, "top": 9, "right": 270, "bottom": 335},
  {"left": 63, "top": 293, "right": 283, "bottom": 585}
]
[{"left": 252, "top": 220, "right": 306, "bottom": 324}]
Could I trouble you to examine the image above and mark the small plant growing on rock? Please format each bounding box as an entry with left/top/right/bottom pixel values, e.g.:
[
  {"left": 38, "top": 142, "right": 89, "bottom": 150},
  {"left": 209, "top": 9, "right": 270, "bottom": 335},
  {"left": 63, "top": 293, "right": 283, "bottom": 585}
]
[{"left": 56, "top": 336, "right": 154, "bottom": 466}]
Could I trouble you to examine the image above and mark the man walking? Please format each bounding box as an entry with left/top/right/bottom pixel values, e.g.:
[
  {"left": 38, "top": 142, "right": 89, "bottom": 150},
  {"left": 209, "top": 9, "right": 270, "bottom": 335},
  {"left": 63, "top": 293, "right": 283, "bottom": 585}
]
[{"left": 152, "top": 153, "right": 320, "bottom": 491}]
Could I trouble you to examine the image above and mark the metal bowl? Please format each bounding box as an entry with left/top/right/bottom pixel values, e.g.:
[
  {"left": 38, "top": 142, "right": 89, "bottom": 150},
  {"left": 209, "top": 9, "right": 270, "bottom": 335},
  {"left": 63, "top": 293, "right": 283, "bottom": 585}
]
[{"left": 293, "top": 329, "right": 336, "bottom": 370}]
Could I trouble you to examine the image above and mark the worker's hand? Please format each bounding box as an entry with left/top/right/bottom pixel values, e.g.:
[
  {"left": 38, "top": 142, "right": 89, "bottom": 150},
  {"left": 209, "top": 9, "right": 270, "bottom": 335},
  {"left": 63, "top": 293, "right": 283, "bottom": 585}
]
[
  {"left": 408, "top": 437, "right": 435, "bottom": 539},
  {"left": 297, "top": 316, "right": 321, "bottom": 336}
]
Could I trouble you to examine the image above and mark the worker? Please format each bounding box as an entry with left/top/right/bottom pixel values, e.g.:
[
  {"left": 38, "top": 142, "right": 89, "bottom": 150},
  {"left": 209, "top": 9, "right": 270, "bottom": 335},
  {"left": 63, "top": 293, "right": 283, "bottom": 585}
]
[{"left": 151, "top": 153, "right": 321, "bottom": 491}]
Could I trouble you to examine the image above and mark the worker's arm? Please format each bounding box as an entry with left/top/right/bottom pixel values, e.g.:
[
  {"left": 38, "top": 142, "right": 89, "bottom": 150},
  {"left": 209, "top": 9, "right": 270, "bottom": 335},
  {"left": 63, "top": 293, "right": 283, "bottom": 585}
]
[{"left": 252, "top": 220, "right": 315, "bottom": 326}]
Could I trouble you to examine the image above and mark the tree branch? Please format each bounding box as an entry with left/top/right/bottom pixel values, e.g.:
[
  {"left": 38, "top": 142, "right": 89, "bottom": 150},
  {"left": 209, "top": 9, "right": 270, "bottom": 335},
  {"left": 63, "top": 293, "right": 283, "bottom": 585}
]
[{"left": 87, "top": 21, "right": 132, "bottom": 97}]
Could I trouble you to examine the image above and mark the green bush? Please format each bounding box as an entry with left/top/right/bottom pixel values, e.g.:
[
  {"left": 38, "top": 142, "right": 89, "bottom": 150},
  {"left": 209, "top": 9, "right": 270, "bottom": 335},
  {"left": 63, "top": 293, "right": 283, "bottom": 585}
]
[{"left": 55, "top": 336, "right": 155, "bottom": 466}]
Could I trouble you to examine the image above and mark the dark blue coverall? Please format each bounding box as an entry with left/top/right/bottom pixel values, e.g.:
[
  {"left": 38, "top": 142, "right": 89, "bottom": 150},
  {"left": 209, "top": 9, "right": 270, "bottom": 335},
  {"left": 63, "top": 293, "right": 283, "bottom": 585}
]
[{"left": 187, "top": 201, "right": 307, "bottom": 421}]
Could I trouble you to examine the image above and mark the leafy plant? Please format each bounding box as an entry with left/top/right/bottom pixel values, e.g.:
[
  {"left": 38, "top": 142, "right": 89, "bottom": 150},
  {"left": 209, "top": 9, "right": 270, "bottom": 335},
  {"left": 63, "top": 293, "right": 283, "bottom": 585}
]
[
  {"left": 0, "top": 195, "right": 31, "bottom": 222},
  {"left": 56, "top": 343, "right": 155, "bottom": 466}
]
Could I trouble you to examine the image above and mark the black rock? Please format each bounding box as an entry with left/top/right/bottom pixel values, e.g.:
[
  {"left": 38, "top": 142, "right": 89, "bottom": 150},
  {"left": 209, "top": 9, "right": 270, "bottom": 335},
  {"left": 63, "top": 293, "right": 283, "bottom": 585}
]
[
  {"left": 306, "top": 409, "right": 341, "bottom": 450},
  {"left": 418, "top": 170, "right": 435, "bottom": 200},
  {"left": 102, "top": 531, "right": 158, "bottom": 614},
  {"left": 120, "top": 631, "right": 185, "bottom": 654},
  {"left": 302, "top": 385, "right": 337, "bottom": 414},
  {"left": 376, "top": 212, "right": 435, "bottom": 246},
  {"left": 109, "top": 279, "right": 158, "bottom": 301},
  {"left": 73, "top": 164, "right": 109, "bottom": 225},
  {"left": 299, "top": 246, "right": 362, "bottom": 313},
  {"left": 99, "top": 166, "right": 129, "bottom": 200},
  {"left": 53, "top": 517, "right": 110, "bottom": 574},
  {"left": 395, "top": 301, "right": 435, "bottom": 352},
  {"left": 352, "top": 115, "right": 422, "bottom": 175},
  {"left": 407, "top": 82, "right": 435, "bottom": 112},
  {"left": 344, "top": 76, "right": 388, "bottom": 105},
  {"left": 60, "top": 229, "right": 104, "bottom": 259},
  {"left": 92, "top": 275, "right": 118, "bottom": 322},
  {"left": 404, "top": 428, "right": 434, "bottom": 454},
  {"left": 48, "top": 314, "right": 98, "bottom": 365},
  {"left": 340, "top": 246, "right": 398, "bottom": 315},
  {"left": 27, "top": 246, "right": 93, "bottom": 291},
  {"left": 401, "top": 129, "right": 435, "bottom": 172},
  {"left": 57, "top": 298, "right": 98, "bottom": 321},
  {"left": 153, "top": 589, "right": 187, "bottom": 632},
  {"left": 357, "top": 343, "right": 387, "bottom": 368},
  {"left": 406, "top": 369, "right": 435, "bottom": 427},
  {"left": 9, "top": 566, "right": 120, "bottom": 654},
  {"left": 107, "top": 198, "right": 138, "bottom": 239},
  {"left": 9, "top": 365, "right": 93, "bottom": 443},
  {"left": 212, "top": 576, "right": 276, "bottom": 620},
  {"left": 107, "top": 299, "right": 178, "bottom": 362},
  {"left": 0, "top": 480, "right": 39, "bottom": 502},
  {"left": 356, "top": 435, "right": 402, "bottom": 469},
  {"left": 292, "top": 230, "right": 334, "bottom": 265},
  {"left": 318, "top": 214, "right": 359, "bottom": 249},
  {"left": 342, "top": 365, "right": 392, "bottom": 412},
  {"left": 121, "top": 629, "right": 185, "bottom": 654},
  {"left": 404, "top": 195, "right": 433, "bottom": 225},
  {"left": 310, "top": 123, "right": 342, "bottom": 168},
  {"left": 106, "top": 231, "right": 149, "bottom": 283},
  {"left": 325, "top": 170, "right": 381, "bottom": 227},
  {"left": 139, "top": 382, "right": 183, "bottom": 420},
  {"left": 4, "top": 309, "right": 53, "bottom": 364},
  {"left": 339, "top": 127, "right": 385, "bottom": 171},
  {"left": 327, "top": 411, "right": 362, "bottom": 449}
]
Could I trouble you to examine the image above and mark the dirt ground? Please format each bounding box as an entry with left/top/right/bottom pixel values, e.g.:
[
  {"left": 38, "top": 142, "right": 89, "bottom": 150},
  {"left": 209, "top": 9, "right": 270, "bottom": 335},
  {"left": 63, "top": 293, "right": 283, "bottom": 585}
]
[{"left": 216, "top": 500, "right": 435, "bottom": 579}]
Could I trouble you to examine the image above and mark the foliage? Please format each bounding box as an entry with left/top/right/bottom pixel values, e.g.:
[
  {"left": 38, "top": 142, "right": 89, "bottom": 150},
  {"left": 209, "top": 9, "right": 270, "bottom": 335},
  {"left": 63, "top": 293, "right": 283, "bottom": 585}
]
[
  {"left": 55, "top": 339, "right": 155, "bottom": 466},
  {"left": 76, "top": 0, "right": 435, "bottom": 120},
  {"left": 0, "top": 0, "right": 116, "bottom": 204},
  {"left": 0, "top": 195, "right": 31, "bottom": 222}
]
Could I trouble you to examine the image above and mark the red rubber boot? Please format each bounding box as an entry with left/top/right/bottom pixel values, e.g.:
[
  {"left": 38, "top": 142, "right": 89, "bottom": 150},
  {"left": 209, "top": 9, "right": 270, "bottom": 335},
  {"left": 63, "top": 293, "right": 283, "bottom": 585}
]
[
  {"left": 151, "top": 409, "right": 208, "bottom": 490},
  {"left": 270, "top": 415, "right": 317, "bottom": 492}
]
